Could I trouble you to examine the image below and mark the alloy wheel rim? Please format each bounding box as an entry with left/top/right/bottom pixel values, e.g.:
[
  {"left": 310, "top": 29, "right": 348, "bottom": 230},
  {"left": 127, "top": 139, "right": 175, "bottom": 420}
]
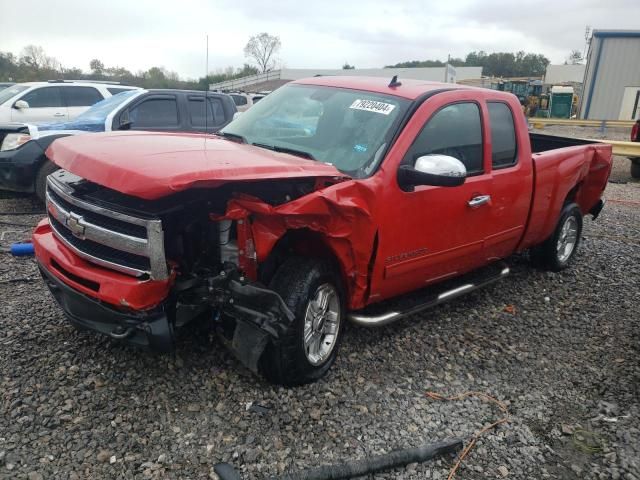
[
  {"left": 303, "top": 283, "right": 341, "bottom": 366},
  {"left": 557, "top": 216, "right": 578, "bottom": 263}
]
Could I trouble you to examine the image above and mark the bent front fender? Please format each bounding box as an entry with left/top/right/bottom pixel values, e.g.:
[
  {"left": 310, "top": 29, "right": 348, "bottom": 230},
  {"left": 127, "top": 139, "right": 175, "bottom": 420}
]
[{"left": 216, "top": 181, "right": 378, "bottom": 310}]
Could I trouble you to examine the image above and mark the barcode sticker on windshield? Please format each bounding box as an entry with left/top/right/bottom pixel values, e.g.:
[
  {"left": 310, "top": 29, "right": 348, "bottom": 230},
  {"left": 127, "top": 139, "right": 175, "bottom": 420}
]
[{"left": 349, "top": 99, "right": 396, "bottom": 115}]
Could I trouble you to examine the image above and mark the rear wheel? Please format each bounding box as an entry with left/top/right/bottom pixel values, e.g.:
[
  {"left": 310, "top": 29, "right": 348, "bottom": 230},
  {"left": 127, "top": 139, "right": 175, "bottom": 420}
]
[
  {"left": 531, "top": 202, "right": 583, "bottom": 271},
  {"left": 260, "top": 257, "right": 345, "bottom": 386},
  {"left": 35, "top": 160, "right": 59, "bottom": 203}
]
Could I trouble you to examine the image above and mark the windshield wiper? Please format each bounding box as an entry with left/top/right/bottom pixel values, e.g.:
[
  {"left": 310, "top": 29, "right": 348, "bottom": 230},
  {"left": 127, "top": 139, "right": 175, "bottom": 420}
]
[
  {"left": 252, "top": 142, "right": 315, "bottom": 160},
  {"left": 215, "top": 131, "right": 247, "bottom": 143}
]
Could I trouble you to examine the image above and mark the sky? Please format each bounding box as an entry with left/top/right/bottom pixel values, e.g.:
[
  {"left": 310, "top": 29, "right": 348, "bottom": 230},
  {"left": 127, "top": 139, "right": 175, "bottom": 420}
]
[{"left": 1, "top": 0, "right": 639, "bottom": 79}]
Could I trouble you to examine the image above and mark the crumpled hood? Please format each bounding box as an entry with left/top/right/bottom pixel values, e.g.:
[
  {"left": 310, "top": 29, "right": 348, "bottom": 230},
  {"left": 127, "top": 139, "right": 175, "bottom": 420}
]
[{"left": 46, "top": 131, "right": 345, "bottom": 200}]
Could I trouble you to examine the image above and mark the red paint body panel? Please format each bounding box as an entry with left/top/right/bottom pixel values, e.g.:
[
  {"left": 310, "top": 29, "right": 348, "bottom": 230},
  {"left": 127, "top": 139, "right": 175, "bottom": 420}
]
[
  {"left": 364, "top": 89, "right": 534, "bottom": 302},
  {"left": 46, "top": 132, "right": 344, "bottom": 200},
  {"left": 36, "top": 77, "right": 613, "bottom": 314},
  {"left": 217, "top": 181, "right": 377, "bottom": 309},
  {"left": 33, "top": 220, "right": 173, "bottom": 310},
  {"left": 518, "top": 143, "right": 613, "bottom": 249},
  {"left": 292, "top": 76, "right": 471, "bottom": 99}
]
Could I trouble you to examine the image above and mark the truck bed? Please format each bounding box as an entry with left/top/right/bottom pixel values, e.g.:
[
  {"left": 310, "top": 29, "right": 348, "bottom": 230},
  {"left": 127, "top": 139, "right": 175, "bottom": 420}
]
[
  {"left": 519, "top": 133, "right": 613, "bottom": 250},
  {"left": 529, "top": 132, "right": 597, "bottom": 153}
]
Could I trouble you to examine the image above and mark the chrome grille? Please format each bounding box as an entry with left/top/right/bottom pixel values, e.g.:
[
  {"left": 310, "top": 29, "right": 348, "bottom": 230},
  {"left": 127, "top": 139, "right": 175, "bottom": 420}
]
[{"left": 46, "top": 170, "right": 168, "bottom": 280}]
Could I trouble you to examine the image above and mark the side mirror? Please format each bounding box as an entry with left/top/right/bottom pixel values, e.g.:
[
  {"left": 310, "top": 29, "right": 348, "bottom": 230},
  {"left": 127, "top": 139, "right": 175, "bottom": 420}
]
[
  {"left": 13, "top": 100, "right": 29, "bottom": 109},
  {"left": 398, "top": 154, "right": 466, "bottom": 191},
  {"left": 232, "top": 111, "right": 243, "bottom": 121}
]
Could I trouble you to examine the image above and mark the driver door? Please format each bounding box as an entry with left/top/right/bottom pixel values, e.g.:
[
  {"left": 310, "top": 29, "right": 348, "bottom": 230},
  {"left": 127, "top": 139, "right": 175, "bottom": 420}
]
[
  {"left": 371, "top": 93, "right": 493, "bottom": 301},
  {"left": 11, "top": 86, "right": 68, "bottom": 123}
]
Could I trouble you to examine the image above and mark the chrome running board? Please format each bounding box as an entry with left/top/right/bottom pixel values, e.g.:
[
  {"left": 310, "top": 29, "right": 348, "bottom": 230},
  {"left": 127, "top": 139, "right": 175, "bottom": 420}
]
[{"left": 348, "top": 266, "right": 510, "bottom": 327}]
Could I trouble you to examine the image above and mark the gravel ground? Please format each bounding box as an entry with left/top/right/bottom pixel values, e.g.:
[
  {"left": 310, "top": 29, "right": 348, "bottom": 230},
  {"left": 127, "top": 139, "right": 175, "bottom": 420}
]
[{"left": 1, "top": 128, "right": 639, "bottom": 479}]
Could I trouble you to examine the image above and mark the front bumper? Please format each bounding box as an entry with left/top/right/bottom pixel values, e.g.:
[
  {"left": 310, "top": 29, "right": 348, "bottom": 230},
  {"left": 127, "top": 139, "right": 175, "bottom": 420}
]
[
  {"left": 39, "top": 263, "right": 174, "bottom": 350},
  {"left": 33, "top": 219, "right": 295, "bottom": 364},
  {"left": 33, "top": 219, "right": 176, "bottom": 350},
  {"left": 0, "top": 140, "right": 46, "bottom": 193}
]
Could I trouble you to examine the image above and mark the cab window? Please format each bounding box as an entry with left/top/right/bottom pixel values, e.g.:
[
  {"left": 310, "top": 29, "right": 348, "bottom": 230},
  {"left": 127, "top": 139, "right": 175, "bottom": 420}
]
[
  {"left": 63, "top": 86, "right": 103, "bottom": 107},
  {"left": 129, "top": 97, "right": 179, "bottom": 128},
  {"left": 188, "top": 97, "right": 225, "bottom": 127},
  {"left": 403, "top": 102, "right": 484, "bottom": 174},
  {"left": 488, "top": 102, "right": 517, "bottom": 168},
  {"left": 20, "top": 87, "right": 64, "bottom": 108}
]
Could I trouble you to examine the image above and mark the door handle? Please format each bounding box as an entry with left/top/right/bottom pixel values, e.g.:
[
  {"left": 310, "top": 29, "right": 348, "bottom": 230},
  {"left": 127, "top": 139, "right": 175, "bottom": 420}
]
[
  {"left": 468, "top": 195, "right": 491, "bottom": 207},
  {"left": 53, "top": 113, "right": 66, "bottom": 117}
]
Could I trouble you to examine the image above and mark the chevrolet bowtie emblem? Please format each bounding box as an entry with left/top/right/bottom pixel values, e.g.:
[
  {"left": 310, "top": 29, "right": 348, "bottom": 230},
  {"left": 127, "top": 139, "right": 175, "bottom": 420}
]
[{"left": 66, "top": 212, "right": 86, "bottom": 238}]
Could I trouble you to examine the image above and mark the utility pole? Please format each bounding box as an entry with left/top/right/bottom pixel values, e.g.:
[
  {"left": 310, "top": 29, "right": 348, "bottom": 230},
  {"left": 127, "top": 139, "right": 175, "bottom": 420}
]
[{"left": 583, "top": 26, "right": 591, "bottom": 59}]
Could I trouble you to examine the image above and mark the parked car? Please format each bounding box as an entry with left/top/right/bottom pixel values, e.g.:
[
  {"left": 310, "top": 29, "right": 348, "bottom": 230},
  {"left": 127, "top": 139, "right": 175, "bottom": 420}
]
[
  {"left": 630, "top": 119, "right": 640, "bottom": 179},
  {"left": 0, "top": 80, "right": 138, "bottom": 124},
  {"left": 228, "top": 92, "right": 268, "bottom": 112},
  {"left": 0, "top": 82, "right": 15, "bottom": 91},
  {"left": 33, "top": 77, "right": 612, "bottom": 385},
  {"left": 0, "top": 89, "right": 236, "bottom": 201}
]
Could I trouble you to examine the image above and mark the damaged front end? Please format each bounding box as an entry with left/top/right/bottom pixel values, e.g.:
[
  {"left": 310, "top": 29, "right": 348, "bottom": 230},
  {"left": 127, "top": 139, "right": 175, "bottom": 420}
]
[
  {"left": 35, "top": 168, "right": 376, "bottom": 372},
  {"left": 175, "top": 264, "right": 294, "bottom": 372}
]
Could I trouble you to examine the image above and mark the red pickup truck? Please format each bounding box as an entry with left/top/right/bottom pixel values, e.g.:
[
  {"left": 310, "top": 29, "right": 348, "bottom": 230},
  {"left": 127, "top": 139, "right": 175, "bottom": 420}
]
[{"left": 33, "top": 77, "right": 612, "bottom": 385}]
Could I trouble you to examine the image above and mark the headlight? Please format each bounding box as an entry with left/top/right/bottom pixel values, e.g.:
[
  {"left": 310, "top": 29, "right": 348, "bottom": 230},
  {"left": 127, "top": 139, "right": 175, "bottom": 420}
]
[{"left": 1, "top": 133, "right": 31, "bottom": 151}]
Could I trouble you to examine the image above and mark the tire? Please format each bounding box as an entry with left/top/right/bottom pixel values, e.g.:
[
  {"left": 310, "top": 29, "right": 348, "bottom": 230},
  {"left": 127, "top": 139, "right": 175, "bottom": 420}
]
[
  {"left": 631, "top": 159, "right": 640, "bottom": 179},
  {"left": 35, "top": 160, "right": 60, "bottom": 203},
  {"left": 259, "top": 257, "right": 345, "bottom": 386},
  {"left": 531, "top": 202, "right": 583, "bottom": 272}
]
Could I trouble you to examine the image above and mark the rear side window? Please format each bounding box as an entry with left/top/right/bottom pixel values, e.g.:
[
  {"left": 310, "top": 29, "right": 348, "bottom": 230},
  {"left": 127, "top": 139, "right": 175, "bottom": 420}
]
[
  {"left": 188, "top": 97, "right": 226, "bottom": 127},
  {"left": 404, "top": 102, "right": 484, "bottom": 174},
  {"left": 488, "top": 102, "right": 517, "bottom": 168},
  {"left": 231, "top": 94, "right": 248, "bottom": 106},
  {"left": 129, "top": 97, "right": 179, "bottom": 128},
  {"left": 20, "top": 87, "right": 63, "bottom": 108},
  {"left": 210, "top": 98, "right": 225, "bottom": 124},
  {"left": 63, "top": 87, "right": 104, "bottom": 107},
  {"left": 107, "top": 87, "right": 131, "bottom": 95}
]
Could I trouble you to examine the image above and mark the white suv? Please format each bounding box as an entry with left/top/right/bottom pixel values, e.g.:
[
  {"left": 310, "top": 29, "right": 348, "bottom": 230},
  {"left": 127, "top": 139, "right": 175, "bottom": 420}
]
[
  {"left": 0, "top": 81, "right": 139, "bottom": 124},
  {"left": 228, "top": 92, "right": 269, "bottom": 112}
]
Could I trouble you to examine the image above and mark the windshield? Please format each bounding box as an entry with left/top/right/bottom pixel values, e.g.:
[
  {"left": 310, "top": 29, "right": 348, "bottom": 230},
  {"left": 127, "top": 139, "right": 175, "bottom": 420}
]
[
  {"left": 0, "top": 85, "right": 29, "bottom": 105},
  {"left": 221, "top": 84, "right": 410, "bottom": 178},
  {"left": 73, "top": 89, "right": 140, "bottom": 123}
]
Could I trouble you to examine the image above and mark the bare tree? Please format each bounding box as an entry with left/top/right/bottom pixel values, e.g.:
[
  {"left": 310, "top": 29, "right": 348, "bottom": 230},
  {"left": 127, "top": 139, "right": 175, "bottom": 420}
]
[
  {"left": 567, "top": 49, "right": 584, "bottom": 65},
  {"left": 20, "top": 45, "right": 61, "bottom": 71},
  {"left": 89, "top": 59, "right": 105, "bottom": 75},
  {"left": 244, "top": 33, "right": 281, "bottom": 73}
]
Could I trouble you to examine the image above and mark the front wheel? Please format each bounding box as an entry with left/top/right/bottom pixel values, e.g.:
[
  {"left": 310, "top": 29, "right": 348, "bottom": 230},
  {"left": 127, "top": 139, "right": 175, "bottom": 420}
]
[
  {"left": 531, "top": 202, "right": 583, "bottom": 271},
  {"left": 259, "top": 257, "right": 345, "bottom": 386},
  {"left": 35, "top": 160, "right": 60, "bottom": 203}
]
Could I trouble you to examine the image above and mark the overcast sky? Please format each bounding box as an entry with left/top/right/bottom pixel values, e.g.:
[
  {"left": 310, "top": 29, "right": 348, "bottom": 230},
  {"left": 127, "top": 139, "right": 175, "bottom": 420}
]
[{"left": 2, "top": 0, "right": 638, "bottom": 79}]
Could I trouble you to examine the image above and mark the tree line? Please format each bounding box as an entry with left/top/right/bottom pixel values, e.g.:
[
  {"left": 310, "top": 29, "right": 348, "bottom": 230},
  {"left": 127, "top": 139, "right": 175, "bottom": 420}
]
[
  {"left": 0, "top": 45, "right": 259, "bottom": 90},
  {"left": 0, "top": 35, "right": 283, "bottom": 90},
  {"left": 1, "top": 42, "right": 562, "bottom": 89},
  {"left": 386, "top": 50, "right": 552, "bottom": 77}
]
